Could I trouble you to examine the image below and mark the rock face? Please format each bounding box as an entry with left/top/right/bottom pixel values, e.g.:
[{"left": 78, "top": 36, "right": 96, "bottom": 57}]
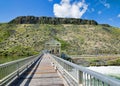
[{"left": 9, "top": 16, "right": 98, "bottom": 25}]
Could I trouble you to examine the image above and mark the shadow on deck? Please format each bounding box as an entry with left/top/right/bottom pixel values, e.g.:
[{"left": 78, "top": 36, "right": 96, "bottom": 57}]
[{"left": 10, "top": 54, "right": 65, "bottom": 86}]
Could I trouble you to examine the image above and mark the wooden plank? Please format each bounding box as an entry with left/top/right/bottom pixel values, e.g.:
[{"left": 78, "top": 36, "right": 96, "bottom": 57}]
[{"left": 14, "top": 54, "right": 65, "bottom": 86}]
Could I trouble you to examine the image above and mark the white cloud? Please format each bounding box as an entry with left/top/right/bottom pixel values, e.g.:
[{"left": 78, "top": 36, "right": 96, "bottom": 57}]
[
  {"left": 53, "top": 0, "right": 88, "bottom": 18},
  {"left": 109, "top": 18, "right": 113, "bottom": 21},
  {"left": 98, "top": 11, "right": 102, "bottom": 14},
  {"left": 91, "top": 8, "right": 95, "bottom": 12},
  {"left": 100, "top": 0, "right": 106, "bottom": 4},
  {"left": 99, "top": 0, "right": 110, "bottom": 8},
  {"left": 48, "top": 0, "right": 53, "bottom": 2},
  {"left": 118, "top": 14, "right": 120, "bottom": 18},
  {"left": 104, "top": 3, "right": 110, "bottom": 8}
]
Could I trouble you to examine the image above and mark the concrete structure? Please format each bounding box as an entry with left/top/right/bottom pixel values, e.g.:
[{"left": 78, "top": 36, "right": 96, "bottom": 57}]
[
  {"left": 1, "top": 53, "right": 120, "bottom": 86},
  {"left": 45, "top": 39, "right": 61, "bottom": 56}
]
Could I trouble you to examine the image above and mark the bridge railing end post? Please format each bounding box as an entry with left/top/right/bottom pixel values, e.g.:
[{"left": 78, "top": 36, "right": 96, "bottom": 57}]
[{"left": 77, "top": 70, "right": 83, "bottom": 86}]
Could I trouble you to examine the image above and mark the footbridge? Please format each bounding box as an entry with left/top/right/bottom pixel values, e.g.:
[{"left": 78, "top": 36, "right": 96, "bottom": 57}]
[{"left": 0, "top": 53, "right": 120, "bottom": 86}]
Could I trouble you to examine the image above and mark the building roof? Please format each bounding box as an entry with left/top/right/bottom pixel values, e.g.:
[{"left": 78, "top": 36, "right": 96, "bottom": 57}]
[{"left": 45, "top": 39, "right": 61, "bottom": 46}]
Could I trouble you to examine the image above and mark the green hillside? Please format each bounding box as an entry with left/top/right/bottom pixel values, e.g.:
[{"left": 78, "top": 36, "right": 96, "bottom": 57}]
[
  {"left": 0, "top": 23, "right": 120, "bottom": 58},
  {"left": 0, "top": 16, "right": 120, "bottom": 64}
]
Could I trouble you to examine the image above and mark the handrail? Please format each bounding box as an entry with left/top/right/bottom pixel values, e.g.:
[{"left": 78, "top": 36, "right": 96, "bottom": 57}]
[
  {"left": 0, "top": 54, "right": 42, "bottom": 86},
  {"left": 51, "top": 54, "right": 120, "bottom": 86},
  {"left": 69, "top": 54, "right": 120, "bottom": 58}
]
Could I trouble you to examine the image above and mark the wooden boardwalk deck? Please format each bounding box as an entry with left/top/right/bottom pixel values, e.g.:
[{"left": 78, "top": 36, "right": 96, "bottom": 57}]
[{"left": 13, "top": 54, "right": 65, "bottom": 86}]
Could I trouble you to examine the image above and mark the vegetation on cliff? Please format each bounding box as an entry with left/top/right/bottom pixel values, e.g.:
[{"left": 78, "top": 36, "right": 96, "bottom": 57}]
[{"left": 0, "top": 16, "right": 120, "bottom": 63}]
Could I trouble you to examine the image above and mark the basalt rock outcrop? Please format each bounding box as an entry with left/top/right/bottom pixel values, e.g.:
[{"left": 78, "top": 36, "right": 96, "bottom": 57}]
[{"left": 9, "top": 16, "right": 98, "bottom": 25}]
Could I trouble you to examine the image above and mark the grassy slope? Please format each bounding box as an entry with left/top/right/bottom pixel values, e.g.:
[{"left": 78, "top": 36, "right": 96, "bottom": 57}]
[{"left": 0, "top": 24, "right": 120, "bottom": 63}]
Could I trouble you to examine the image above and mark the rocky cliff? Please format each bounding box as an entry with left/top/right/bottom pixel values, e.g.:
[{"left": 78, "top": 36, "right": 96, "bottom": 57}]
[{"left": 9, "top": 16, "right": 98, "bottom": 25}]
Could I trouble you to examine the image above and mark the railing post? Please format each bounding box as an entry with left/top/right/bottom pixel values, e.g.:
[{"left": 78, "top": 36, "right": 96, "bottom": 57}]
[
  {"left": 52, "top": 54, "right": 120, "bottom": 86},
  {"left": 54, "top": 64, "right": 58, "bottom": 72},
  {"left": 17, "top": 62, "right": 19, "bottom": 77},
  {"left": 77, "top": 70, "right": 83, "bottom": 86},
  {"left": 51, "top": 62, "right": 54, "bottom": 67}
]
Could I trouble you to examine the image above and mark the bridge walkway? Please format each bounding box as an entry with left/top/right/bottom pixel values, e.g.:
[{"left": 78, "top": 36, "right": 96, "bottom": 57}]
[{"left": 12, "top": 54, "right": 65, "bottom": 86}]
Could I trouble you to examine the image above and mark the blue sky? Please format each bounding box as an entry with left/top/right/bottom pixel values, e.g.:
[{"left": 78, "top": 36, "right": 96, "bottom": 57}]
[{"left": 0, "top": 0, "right": 120, "bottom": 27}]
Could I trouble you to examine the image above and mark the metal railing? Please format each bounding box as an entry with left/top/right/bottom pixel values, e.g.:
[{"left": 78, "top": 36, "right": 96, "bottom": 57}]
[
  {"left": 69, "top": 54, "right": 120, "bottom": 58},
  {"left": 51, "top": 54, "right": 120, "bottom": 86},
  {"left": 0, "top": 54, "right": 42, "bottom": 86}
]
